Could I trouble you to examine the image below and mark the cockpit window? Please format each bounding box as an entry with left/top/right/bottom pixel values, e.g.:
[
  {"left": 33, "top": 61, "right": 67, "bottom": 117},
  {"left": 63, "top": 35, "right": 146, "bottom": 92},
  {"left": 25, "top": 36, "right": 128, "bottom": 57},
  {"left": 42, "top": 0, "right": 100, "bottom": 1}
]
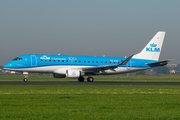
[
  {"left": 13, "top": 57, "right": 18, "bottom": 60},
  {"left": 13, "top": 57, "right": 23, "bottom": 61},
  {"left": 19, "top": 58, "right": 23, "bottom": 61}
]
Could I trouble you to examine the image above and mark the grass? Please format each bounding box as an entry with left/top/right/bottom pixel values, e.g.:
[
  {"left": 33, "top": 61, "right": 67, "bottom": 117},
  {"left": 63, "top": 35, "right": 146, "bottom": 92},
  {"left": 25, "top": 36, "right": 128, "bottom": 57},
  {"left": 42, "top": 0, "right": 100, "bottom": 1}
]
[
  {"left": 1, "top": 74, "right": 180, "bottom": 82},
  {"left": 0, "top": 85, "right": 180, "bottom": 119}
]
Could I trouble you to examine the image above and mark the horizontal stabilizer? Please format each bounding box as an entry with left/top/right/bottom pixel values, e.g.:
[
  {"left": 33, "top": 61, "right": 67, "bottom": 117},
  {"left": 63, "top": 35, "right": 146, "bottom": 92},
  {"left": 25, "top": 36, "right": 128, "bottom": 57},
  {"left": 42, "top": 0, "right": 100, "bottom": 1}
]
[{"left": 146, "top": 59, "right": 173, "bottom": 66}]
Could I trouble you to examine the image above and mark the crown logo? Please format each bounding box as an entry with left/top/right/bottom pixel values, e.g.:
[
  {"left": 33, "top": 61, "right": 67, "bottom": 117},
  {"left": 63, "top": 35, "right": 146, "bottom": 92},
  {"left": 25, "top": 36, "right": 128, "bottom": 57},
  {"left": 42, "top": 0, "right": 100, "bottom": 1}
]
[
  {"left": 41, "top": 56, "right": 50, "bottom": 59},
  {"left": 72, "top": 72, "right": 76, "bottom": 75},
  {"left": 150, "top": 43, "right": 157, "bottom": 47}
]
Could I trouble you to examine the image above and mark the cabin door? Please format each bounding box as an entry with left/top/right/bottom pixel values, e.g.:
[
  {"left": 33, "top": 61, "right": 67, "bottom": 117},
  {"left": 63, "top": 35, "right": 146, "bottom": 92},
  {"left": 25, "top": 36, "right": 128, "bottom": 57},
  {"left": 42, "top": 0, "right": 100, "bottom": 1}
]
[{"left": 31, "top": 55, "right": 37, "bottom": 67}]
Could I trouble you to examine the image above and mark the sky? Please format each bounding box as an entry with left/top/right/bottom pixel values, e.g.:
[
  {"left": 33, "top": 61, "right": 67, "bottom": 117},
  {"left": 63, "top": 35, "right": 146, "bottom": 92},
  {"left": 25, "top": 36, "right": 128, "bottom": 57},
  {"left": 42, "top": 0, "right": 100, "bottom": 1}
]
[{"left": 0, "top": 0, "right": 180, "bottom": 65}]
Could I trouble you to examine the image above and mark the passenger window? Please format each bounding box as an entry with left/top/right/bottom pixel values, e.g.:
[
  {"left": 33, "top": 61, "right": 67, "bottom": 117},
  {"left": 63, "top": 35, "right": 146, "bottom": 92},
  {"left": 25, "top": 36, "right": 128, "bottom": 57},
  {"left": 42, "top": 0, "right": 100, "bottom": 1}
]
[
  {"left": 41, "top": 59, "right": 43, "bottom": 61},
  {"left": 88, "top": 61, "right": 90, "bottom": 63},
  {"left": 84, "top": 61, "right": 86, "bottom": 63},
  {"left": 110, "top": 62, "right": 111, "bottom": 64},
  {"left": 58, "top": 60, "right": 60, "bottom": 62},
  {"left": 45, "top": 60, "right": 47, "bottom": 62},
  {"left": 66, "top": 60, "right": 68, "bottom": 62},
  {"left": 105, "top": 62, "right": 107, "bottom": 64},
  {"left": 114, "top": 62, "right": 115, "bottom": 64},
  {"left": 101, "top": 61, "right": 103, "bottom": 63},
  {"left": 97, "top": 61, "right": 98, "bottom": 63},
  {"left": 49, "top": 60, "right": 51, "bottom": 62},
  {"left": 62, "top": 60, "right": 64, "bottom": 62},
  {"left": 54, "top": 60, "right": 56, "bottom": 62},
  {"left": 79, "top": 61, "right": 81, "bottom": 63},
  {"left": 92, "top": 61, "right": 94, "bottom": 63},
  {"left": 75, "top": 61, "right": 77, "bottom": 62}
]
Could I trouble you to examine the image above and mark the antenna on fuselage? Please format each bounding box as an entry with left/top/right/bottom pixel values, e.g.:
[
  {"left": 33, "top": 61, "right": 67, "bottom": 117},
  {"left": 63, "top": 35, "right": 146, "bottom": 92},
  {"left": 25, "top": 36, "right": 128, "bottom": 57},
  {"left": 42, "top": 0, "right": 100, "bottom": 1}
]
[{"left": 58, "top": 53, "right": 61, "bottom": 55}]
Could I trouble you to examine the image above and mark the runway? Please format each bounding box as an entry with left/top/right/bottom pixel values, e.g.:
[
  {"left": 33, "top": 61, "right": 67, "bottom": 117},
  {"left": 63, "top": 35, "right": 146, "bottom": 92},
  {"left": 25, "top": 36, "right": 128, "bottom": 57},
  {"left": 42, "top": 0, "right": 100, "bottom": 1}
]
[{"left": 1, "top": 81, "right": 180, "bottom": 85}]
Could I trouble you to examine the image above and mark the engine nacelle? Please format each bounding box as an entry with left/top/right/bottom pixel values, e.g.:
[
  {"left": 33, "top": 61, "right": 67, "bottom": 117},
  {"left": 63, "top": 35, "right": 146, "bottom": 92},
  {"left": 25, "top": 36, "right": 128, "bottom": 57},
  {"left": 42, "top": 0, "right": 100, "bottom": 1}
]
[
  {"left": 66, "top": 70, "right": 81, "bottom": 78},
  {"left": 53, "top": 73, "right": 66, "bottom": 78}
]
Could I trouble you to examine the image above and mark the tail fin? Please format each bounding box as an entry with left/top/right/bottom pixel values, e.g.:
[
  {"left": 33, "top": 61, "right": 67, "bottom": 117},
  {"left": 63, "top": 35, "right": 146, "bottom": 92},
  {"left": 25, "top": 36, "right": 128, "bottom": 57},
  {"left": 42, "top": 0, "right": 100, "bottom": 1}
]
[{"left": 133, "top": 31, "right": 166, "bottom": 60}]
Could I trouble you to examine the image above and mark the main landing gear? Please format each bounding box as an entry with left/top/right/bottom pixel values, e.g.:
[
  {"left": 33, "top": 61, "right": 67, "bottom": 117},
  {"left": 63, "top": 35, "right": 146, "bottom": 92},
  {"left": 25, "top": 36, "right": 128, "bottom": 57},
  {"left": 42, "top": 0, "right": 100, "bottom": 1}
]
[
  {"left": 87, "top": 77, "right": 94, "bottom": 82},
  {"left": 78, "top": 76, "right": 94, "bottom": 82},
  {"left": 23, "top": 72, "right": 28, "bottom": 82},
  {"left": 78, "top": 76, "right": 84, "bottom": 82}
]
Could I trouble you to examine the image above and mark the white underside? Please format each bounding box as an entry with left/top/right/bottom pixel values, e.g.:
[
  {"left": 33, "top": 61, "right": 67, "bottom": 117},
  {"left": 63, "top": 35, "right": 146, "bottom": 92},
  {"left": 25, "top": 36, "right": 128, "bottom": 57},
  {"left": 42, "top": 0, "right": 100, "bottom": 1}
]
[{"left": 8, "top": 65, "right": 149, "bottom": 75}]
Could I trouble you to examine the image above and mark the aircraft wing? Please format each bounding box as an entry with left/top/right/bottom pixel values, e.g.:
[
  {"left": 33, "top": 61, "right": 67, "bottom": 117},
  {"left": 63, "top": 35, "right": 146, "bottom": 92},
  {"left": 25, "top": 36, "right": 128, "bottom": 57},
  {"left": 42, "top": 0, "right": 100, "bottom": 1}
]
[
  {"left": 81, "top": 54, "right": 134, "bottom": 71},
  {"left": 146, "top": 59, "right": 173, "bottom": 66}
]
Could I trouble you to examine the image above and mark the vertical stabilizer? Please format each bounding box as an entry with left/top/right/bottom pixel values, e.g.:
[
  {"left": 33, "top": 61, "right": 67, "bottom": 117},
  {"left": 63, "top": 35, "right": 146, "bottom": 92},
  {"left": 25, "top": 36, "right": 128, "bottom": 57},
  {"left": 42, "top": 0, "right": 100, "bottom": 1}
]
[{"left": 133, "top": 31, "right": 166, "bottom": 60}]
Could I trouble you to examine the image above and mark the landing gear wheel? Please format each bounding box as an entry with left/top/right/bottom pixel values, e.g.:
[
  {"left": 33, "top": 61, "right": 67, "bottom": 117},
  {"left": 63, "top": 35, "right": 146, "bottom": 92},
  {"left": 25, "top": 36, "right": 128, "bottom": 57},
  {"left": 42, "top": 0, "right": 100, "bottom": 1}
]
[
  {"left": 87, "top": 77, "right": 94, "bottom": 82},
  {"left": 23, "top": 78, "right": 28, "bottom": 82},
  {"left": 23, "top": 72, "right": 28, "bottom": 82},
  {"left": 78, "top": 76, "right": 84, "bottom": 82}
]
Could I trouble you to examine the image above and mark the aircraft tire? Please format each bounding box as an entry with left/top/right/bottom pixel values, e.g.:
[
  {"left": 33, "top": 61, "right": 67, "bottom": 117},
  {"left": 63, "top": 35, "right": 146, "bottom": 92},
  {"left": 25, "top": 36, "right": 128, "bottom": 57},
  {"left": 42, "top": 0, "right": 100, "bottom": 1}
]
[
  {"left": 23, "top": 78, "right": 28, "bottom": 82},
  {"left": 78, "top": 76, "right": 84, "bottom": 82},
  {"left": 87, "top": 77, "right": 94, "bottom": 82}
]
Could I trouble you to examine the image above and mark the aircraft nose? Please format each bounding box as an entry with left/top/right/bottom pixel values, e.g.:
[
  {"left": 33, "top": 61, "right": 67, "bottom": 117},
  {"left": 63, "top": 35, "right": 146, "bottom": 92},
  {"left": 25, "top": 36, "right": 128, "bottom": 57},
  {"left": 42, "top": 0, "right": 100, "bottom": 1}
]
[{"left": 3, "top": 62, "right": 12, "bottom": 70}]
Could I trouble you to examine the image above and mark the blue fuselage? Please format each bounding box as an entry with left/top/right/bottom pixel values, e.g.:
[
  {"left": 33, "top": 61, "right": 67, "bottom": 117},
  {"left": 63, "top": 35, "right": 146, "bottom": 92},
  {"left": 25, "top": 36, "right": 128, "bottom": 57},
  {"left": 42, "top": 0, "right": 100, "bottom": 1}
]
[{"left": 4, "top": 54, "right": 159, "bottom": 75}]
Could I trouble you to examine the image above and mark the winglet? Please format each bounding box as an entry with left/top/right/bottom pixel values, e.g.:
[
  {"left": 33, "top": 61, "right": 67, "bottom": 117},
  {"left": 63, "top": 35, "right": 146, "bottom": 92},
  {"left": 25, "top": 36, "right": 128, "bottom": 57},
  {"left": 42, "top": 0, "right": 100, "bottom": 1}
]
[{"left": 119, "top": 54, "right": 134, "bottom": 65}]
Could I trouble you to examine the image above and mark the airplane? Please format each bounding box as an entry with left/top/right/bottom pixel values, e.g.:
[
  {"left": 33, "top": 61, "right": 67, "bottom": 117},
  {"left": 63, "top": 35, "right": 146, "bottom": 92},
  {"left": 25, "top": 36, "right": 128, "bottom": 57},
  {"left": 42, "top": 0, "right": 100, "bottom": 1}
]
[{"left": 3, "top": 31, "right": 172, "bottom": 82}]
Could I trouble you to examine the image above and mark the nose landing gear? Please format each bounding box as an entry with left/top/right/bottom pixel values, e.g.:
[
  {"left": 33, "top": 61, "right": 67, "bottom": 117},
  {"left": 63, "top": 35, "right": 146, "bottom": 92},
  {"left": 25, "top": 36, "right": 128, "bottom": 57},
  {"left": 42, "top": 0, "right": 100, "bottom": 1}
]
[
  {"left": 23, "top": 78, "right": 28, "bottom": 82},
  {"left": 23, "top": 72, "right": 28, "bottom": 82}
]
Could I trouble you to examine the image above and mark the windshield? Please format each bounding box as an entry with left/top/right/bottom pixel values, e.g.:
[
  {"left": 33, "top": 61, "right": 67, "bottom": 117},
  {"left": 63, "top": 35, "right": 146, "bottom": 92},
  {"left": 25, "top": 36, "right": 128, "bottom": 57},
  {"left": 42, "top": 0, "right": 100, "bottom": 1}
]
[
  {"left": 13, "top": 57, "right": 18, "bottom": 60},
  {"left": 13, "top": 57, "right": 23, "bottom": 61}
]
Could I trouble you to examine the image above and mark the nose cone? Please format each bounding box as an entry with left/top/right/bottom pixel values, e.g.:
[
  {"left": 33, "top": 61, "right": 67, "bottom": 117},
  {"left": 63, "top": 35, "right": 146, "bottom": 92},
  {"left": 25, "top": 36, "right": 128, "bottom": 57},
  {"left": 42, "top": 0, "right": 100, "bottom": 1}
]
[{"left": 3, "top": 62, "right": 12, "bottom": 70}]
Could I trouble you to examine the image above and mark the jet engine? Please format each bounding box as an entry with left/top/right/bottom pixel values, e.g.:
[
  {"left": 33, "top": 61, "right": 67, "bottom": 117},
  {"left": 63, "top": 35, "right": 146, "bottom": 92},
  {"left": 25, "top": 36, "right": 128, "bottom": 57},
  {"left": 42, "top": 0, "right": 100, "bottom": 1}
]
[{"left": 66, "top": 70, "right": 83, "bottom": 78}]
